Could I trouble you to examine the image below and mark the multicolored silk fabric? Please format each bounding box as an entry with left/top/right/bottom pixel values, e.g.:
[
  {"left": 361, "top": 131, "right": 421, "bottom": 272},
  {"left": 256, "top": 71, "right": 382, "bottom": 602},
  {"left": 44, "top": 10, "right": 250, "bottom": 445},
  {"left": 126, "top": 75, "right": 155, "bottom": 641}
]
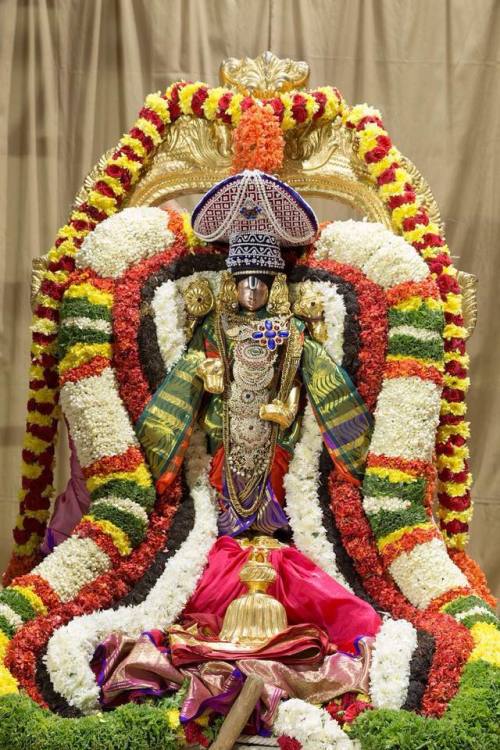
[
  {"left": 91, "top": 535, "right": 378, "bottom": 729},
  {"left": 300, "top": 335, "right": 374, "bottom": 484},
  {"left": 135, "top": 324, "right": 207, "bottom": 491},
  {"left": 136, "top": 311, "right": 373, "bottom": 505}
]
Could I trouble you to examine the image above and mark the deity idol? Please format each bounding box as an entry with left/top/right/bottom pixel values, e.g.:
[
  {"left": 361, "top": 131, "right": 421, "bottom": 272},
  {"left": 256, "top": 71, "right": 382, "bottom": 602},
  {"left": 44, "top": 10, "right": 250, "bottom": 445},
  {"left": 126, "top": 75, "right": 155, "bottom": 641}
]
[{"left": 91, "top": 171, "right": 382, "bottom": 729}]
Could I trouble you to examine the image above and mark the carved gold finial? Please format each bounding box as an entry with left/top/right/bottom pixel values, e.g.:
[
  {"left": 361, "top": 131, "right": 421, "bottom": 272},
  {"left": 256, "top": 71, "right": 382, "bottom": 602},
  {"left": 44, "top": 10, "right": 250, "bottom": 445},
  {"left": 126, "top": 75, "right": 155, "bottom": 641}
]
[
  {"left": 457, "top": 270, "right": 478, "bottom": 338},
  {"left": 220, "top": 51, "right": 310, "bottom": 98},
  {"left": 31, "top": 255, "right": 50, "bottom": 310}
]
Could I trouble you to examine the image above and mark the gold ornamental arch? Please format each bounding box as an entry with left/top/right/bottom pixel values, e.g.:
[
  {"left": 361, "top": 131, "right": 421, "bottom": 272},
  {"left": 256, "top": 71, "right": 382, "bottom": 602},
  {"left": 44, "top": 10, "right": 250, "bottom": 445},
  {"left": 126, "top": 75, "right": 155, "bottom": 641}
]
[
  {"left": 36, "top": 52, "right": 477, "bottom": 334},
  {"left": 75, "top": 52, "right": 444, "bottom": 229}
]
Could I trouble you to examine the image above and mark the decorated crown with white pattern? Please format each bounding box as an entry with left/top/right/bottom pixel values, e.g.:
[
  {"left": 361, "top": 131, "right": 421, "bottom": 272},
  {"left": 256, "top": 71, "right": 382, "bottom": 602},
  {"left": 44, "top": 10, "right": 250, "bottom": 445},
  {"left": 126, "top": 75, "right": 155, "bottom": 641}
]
[{"left": 192, "top": 170, "right": 318, "bottom": 275}]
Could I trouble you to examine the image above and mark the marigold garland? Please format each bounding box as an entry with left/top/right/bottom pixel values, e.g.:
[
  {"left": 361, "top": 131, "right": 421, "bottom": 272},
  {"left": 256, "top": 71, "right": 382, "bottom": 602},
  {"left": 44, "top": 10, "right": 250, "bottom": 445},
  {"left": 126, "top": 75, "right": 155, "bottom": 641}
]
[{"left": 231, "top": 103, "right": 285, "bottom": 174}]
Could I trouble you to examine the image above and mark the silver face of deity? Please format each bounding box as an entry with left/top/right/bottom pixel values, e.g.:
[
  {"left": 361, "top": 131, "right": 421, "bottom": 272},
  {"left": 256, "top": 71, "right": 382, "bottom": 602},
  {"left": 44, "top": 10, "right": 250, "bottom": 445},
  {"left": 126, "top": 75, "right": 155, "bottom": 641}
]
[{"left": 237, "top": 276, "right": 269, "bottom": 312}]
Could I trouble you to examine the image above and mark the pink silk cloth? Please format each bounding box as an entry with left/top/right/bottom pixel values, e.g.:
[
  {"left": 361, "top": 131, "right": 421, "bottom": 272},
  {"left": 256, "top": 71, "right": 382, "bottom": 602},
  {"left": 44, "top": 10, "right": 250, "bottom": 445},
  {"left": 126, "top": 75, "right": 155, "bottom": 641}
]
[
  {"left": 183, "top": 536, "right": 381, "bottom": 654},
  {"left": 92, "top": 536, "right": 380, "bottom": 728}
]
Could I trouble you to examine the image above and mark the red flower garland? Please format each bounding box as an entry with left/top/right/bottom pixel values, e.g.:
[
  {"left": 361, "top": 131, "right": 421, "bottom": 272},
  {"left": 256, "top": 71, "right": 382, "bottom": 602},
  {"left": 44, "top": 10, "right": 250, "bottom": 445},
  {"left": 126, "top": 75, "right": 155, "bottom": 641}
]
[
  {"left": 448, "top": 550, "right": 497, "bottom": 610},
  {"left": 329, "top": 476, "right": 473, "bottom": 717},
  {"left": 113, "top": 227, "right": 222, "bottom": 422},
  {"left": 5, "top": 481, "right": 181, "bottom": 704}
]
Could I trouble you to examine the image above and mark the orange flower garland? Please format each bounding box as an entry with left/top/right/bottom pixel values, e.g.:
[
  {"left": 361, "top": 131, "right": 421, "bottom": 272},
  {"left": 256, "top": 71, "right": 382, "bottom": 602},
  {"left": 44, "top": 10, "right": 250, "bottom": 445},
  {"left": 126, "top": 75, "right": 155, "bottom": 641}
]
[{"left": 231, "top": 103, "right": 285, "bottom": 174}]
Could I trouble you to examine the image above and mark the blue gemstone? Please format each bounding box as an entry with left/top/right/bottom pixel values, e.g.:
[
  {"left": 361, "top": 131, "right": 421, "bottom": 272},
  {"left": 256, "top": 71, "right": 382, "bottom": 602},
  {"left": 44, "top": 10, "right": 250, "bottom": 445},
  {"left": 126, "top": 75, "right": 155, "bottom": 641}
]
[
  {"left": 278, "top": 330, "right": 289, "bottom": 338},
  {"left": 268, "top": 339, "right": 276, "bottom": 350},
  {"left": 252, "top": 331, "right": 263, "bottom": 339},
  {"left": 265, "top": 330, "right": 276, "bottom": 338},
  {"left": 265, "top": 319, "right": 273, "bottom": 330}
]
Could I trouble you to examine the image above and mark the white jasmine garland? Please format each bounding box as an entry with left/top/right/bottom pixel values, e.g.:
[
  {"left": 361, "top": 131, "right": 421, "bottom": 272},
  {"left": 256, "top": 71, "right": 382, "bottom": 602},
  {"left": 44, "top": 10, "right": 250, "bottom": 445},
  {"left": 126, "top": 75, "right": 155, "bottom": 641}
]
[
  {"left": 152, "top": 280, "right": 187, "bottom": 372},
  {"left": 388, "top": 538, "right": 468, "bottom": 609},
  {"left": 315, "top": 280, "right": 347, "bottom": 364},
  {"left": 362, "top": 236, "right": 428, "bottom": 289},
  {"left": 363, "top": 496, "right": 411, "bottom": 514},
  {"left": 313, "top": 220, "right": 428, "bottom": 287},
  {"left": 45, "top": 426, "right": 218, "bottom": 714},
  {"left": 285, "top": 401, "right": 352, "bottom": 591},
  {"left": 454, "top": 605, "right": 494, "bottom": 622},
  {"left": 368, "top": 377, "right": 442, "bottom": 462},
  {"left": 60, "top": 368, "right": 138, "bottom": 467},
  {"left": 273, "top": 699, "right": 356, "bottom": 750},
  {"left": 61, "top": 317, "right": 112, "bottom": 335},
  {"left": 34, "top": 537, "right": 111, "bottom": 602},
  {"left": 389, "top": 325, "right": 441, "bottom": 343},
  {"left": 76, "top": 207, "right": 175, "bottom": 279},
  {"left": 152, "top": 272, "right": 222, "bottom": 373},
  {"left": 314, "top": 220, "right": 389, "bottom": 269},
  {"left": 369, "top": 618, "right": 417, "bottom": 709}
]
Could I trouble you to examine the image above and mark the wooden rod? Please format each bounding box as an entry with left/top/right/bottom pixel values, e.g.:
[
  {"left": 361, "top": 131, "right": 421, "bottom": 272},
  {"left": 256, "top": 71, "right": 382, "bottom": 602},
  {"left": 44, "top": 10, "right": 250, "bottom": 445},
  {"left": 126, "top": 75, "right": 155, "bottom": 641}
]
[{"left": 210, "top": 674, "right": 264, "bottom": 750}]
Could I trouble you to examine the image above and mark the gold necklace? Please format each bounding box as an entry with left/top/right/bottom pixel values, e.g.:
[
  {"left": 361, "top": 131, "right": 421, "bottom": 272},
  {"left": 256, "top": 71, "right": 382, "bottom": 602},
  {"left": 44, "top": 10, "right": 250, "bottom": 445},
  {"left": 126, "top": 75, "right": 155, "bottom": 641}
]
[{"left": 215, "top": 310, "right": 280, "bottom": 518}]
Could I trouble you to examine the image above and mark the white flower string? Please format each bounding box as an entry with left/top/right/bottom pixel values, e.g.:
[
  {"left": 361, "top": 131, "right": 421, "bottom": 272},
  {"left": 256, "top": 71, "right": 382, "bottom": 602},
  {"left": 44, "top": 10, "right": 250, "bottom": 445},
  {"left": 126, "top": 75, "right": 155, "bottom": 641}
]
[
  {"left": 151, "top": 279, "right": 187, "bottom": 372},
  {"left": 285, "top": 401, "right": 353, "bottom": 591},
  {"left": 369, "top": 618, "right": 418, "bottom": 709},
  {"left": 77, "top": 207, "right": 174, "bottom": 278},
  {"left": 44, "top": 426, "right": 218, "bottom": 714},
  {"left": 274, "top": 699, "right": 356, "bottom": 750}
]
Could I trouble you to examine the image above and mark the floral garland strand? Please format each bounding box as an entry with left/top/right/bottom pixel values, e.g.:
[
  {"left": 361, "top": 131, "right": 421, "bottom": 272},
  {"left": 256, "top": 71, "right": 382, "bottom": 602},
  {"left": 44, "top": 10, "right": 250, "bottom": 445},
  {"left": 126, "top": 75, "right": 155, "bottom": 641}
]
[
  {"left": 4, "top": 482, "right": 181, "bottom": 705},
  {"left": 342, "top": 105, "right": 472, "bottom": 549},
  {"left": 44, "top": 427, "right": 217, "bottom": 714},
  {"left": 0, "top": 214, "right": 181, "bottom": 695},
  {"left": 273, "top": 699, "right": 355, "bottom": 750},
  {"left": 284, "top": 401, "right": 352, "bottom": 590},
  {"left": 311, "top": 222, "right": 467, "bottom": 603},
  {"left": 329, "top": 477, "right": 474, "bottom": 719},
  {"left": 4, "top": 92, "right": 172, "bottom": 583},
  {"left": 6, "top": 82, "right": 473, "bottom": 576}
]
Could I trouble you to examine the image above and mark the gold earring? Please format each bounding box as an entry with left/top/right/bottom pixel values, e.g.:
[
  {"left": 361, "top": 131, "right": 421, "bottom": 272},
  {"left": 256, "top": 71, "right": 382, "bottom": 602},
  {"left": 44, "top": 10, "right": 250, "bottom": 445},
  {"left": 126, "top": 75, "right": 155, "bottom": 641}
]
[
  {"left": 267, "top": 273, "right": 291, "bottom": 316},
  {"left": 216, "top": 271, "right": 239, "bottom": 313}
]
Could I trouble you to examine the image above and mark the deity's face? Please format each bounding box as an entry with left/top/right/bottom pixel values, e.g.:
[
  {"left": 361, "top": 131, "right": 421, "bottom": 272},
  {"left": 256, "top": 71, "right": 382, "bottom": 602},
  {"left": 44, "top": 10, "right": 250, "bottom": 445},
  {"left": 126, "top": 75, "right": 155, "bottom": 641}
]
[{"left": 237, "top": 275, "right": 270, "bottom": 312}]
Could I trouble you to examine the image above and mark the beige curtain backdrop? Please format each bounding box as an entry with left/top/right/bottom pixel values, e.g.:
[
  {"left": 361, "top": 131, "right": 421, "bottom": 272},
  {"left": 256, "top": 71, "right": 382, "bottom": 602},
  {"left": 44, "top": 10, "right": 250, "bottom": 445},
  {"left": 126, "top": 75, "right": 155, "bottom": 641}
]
[{"left": 0, "top": 0, "right": 498, "bottom": 600}]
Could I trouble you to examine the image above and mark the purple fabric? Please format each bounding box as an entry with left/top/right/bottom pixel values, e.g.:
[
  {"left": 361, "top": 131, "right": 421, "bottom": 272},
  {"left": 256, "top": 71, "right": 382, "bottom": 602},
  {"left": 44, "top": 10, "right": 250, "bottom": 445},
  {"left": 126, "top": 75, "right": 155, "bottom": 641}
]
[
  {"left": 217, "top": 477, "right": 289, "bottom": 537},
  {"left": 41, "top": 429, "right": 91, "bottom": 554}
]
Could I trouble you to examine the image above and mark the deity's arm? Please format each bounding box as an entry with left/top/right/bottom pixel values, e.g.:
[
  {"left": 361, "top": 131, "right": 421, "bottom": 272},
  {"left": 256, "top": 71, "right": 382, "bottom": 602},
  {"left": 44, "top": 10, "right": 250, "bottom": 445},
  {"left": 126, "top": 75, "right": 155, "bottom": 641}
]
[
  {"left": 300, "top": 336, "right": 374, "bottom": 486},
  {"left": 135, "top": 324, "right": 207, "bottom": 494}
]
